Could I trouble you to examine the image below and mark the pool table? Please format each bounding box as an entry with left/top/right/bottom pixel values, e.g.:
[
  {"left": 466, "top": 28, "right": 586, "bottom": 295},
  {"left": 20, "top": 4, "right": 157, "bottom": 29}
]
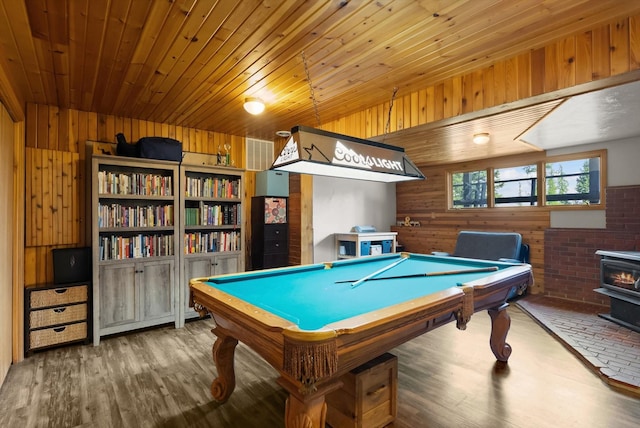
[{"left": 189, "top": 252, "right": 532, "bottom": 428}]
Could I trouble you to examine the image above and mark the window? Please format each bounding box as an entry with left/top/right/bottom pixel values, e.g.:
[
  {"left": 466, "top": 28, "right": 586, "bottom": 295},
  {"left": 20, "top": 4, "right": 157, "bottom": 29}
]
[
  {"left": 449, "top": 151, "right": 604, "bottom": 209},
  {"left": 452, "top": 170, "right": 488, "bottom": 208},
  {"left": 545, "top": 156, "right": 600, "bottom": 205},
  {"left": 494, "top": 164, "right": 537, "bottom": 206}
]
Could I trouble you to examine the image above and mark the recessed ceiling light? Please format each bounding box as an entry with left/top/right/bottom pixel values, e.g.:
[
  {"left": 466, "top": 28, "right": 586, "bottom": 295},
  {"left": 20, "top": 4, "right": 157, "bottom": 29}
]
[{"left": 275, "top": 130, "right": 291, "bottom": 138}]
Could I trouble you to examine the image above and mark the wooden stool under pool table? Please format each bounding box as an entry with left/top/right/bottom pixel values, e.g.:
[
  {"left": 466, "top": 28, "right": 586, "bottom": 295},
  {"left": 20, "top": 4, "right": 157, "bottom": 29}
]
[{"left": 326, "top": 352, "right": 398, "bottom": 428}]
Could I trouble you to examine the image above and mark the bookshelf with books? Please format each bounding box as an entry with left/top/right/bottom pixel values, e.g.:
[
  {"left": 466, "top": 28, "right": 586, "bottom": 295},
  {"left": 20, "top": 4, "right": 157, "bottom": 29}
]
[
  {"left": 91, "top": 155, "right": 180, "bottom": 345},
  {"left": 179, "top": 163, "right": 245, "bottom": 325}
]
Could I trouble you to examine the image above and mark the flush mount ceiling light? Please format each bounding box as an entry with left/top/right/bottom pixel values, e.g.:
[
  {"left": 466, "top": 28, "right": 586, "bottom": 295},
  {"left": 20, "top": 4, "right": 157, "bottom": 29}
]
[
  {"left": 473, "top": 132, "right": 490, "bottom": 145},
  {"left": 243, "top": 97, "right": 265, "bottom": 115},
  {"left": 270, "top": 125, "right": 425, "bottom": 183}
]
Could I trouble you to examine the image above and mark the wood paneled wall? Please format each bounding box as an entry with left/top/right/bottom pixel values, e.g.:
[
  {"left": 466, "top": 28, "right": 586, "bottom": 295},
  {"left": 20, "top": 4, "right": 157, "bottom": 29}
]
[
  {"left": 0, "top": 101, "right": 16, "bottom": 382},
  {"left": 25, "top": 148, "right": 81, "bottom": 247},
  {"left": 319, "top": 16, "right": 640, "bottom": 139},
  {"left": 24, "top": 103, "right": 246, "bottom": 286},
  {"left": 390, "top": 157, "right": 549, "bottom": 295}
]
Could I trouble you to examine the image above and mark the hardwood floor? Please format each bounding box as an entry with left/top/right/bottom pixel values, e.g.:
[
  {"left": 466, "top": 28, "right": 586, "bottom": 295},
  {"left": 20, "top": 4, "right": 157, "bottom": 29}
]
[{"left": 1, "top": 306, "right": 639, "bottom": 428}]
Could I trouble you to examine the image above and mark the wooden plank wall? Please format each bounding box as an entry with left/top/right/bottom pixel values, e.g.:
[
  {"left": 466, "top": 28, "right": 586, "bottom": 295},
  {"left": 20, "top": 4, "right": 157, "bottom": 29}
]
[
  {"left": 319, "top": 16, "right": 640, "bottom": 138},
  {"left": 390, "top": 158, "right": 549, "bottom": 295},
  {"left": 288, "top": 174, "right": 302, "bottom": 267},
  {"left": 243, "top": 169, "right": 256, "bottom": 271},
  {"left": 0, "top": 101, "right": 16, "bottom": 382},
  {"left": 12, "top": 120, "right": 25, "bottom": 362},
  {"left": 24, "top": 103, "right": 246, "bottom": 285}
]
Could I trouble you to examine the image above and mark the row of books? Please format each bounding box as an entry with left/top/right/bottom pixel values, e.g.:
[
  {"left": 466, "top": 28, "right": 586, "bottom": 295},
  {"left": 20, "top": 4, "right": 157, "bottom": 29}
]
[
  {"left": 98, "top": 203, "right": 174, "bottom": 228},
  {"left": 98, "top": 234, "right": 174, "bottom": 260},
  {"left": 98, "top": 171, "right": 173, "bottom": 196},
  {"left": 184, "top": 176, "right": 240, "bottom": 199},
  {"left": 184, "top": 231, "right": 241, "bottom": 253},
  {"left": 184, "top": 203, "right": 240, "bottom": 226}
]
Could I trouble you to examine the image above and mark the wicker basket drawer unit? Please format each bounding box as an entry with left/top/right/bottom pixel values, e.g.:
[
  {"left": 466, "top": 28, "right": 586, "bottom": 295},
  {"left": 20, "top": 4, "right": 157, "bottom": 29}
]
[{"left": 25, "top": 282, "right": 91, "bottom": 354}]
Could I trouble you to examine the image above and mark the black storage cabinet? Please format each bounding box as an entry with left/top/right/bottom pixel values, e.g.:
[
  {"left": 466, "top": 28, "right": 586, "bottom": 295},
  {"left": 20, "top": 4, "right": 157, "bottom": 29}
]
[{"left": 251, "top": 196, "right": 289, "bottom": 269}]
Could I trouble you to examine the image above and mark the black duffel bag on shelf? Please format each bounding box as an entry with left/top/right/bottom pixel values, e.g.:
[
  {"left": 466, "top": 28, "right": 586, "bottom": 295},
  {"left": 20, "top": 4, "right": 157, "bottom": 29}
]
[
  {"left": 116, "top": 133, "right": 139, "bottom": 157},
  {"left": 115, "top": 133, "right": 183, "bottom": 162},
  {"left": 138, "top": 136, "right": 183, "bottom": 162}
]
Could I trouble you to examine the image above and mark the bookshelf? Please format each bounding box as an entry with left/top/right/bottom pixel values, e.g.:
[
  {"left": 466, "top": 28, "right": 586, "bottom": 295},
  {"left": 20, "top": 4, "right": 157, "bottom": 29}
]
[
  {"left": 91, "top": 155, "right": 180, "bottom": 345},
  {"left": 179, "top": 163, "right": 245, "bottom": 325}
]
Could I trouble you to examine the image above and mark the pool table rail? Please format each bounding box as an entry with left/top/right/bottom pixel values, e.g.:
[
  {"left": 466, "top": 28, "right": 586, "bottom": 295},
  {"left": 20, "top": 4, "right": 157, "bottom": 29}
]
[{"left": 463, "top": 264, "right": 533, "bottom": 311}]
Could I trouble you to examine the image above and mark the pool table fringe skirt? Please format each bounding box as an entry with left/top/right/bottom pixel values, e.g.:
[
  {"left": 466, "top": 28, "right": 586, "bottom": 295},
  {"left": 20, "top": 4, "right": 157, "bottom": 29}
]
[
  {"left": 283, "top": 337, "right": 338, "bottom": 393},
  {"left": 457, "top": 285, "right": 474, "bottom": 330}
]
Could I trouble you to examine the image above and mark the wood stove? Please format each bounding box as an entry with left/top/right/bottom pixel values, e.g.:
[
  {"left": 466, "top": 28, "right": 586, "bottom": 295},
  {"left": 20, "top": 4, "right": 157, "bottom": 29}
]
[{"left": 594, "top": 250, "right": 640, "bottom": 332}]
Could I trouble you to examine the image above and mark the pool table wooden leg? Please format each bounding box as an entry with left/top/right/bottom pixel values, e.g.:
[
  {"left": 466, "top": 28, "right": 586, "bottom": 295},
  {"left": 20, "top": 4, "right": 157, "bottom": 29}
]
[
  {"left": 488, "top": 303, "right": 512, "bottom": 362},
  {"left": 284, "top": 393, "right": 327, "bottom": 428},
  {"left": 278, "top": 376, "right": 342, "bottom": 428},
  {"left": 210, "top": 328, "right": 238, "bottom": 402}
]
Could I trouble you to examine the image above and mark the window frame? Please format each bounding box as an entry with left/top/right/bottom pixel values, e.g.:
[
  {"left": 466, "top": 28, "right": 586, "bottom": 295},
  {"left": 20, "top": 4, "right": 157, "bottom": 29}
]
[
  {"left": 447, "top": 149, "right": 607, "bottom": 210},
  {"left": 492, "top": 163, "right": 539, "bottom": 207},
  {"left": 449, "top": 168, "right": 490, "bottom": 208}
]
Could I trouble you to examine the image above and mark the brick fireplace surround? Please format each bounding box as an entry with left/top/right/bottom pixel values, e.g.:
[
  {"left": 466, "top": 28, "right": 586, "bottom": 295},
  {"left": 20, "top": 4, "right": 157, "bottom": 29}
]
[{"left": 544, "top": 185, "right": 640, "bottom": 306}]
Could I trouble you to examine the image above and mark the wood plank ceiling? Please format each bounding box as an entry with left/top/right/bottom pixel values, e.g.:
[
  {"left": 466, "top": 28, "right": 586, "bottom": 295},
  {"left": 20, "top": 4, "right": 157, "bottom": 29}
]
[{"left": 1, "top": 0, "right": 640, "bottom": 163}]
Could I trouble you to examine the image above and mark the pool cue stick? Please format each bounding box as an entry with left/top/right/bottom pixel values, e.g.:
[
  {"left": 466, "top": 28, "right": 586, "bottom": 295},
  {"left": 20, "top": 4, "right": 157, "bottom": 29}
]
[
  {"left": 336, "top": 266, "right": 499, "bottom": 283},
  {"left": 350, "top": 256, "right": 409, "bottom": 288}
]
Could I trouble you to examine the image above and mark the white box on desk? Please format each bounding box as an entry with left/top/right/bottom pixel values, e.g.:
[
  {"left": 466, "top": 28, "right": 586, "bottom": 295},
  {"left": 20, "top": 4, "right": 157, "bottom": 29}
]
[{"left": 370, "top": 245, "right": 382, "bottom": 255}]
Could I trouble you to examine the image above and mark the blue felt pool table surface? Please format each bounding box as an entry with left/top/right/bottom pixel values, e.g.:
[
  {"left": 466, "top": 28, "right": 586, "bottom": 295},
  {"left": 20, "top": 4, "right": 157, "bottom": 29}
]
[{"left": 201, "top": 253, "right": 521, "bottom": 330}]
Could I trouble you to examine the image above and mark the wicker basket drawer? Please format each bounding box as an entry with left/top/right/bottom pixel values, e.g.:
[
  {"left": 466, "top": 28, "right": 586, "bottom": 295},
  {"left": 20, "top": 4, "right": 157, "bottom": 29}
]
[
  {"left": 29, "top": 303, "right": 87, "bottom": 329},
  {"left": 30, "top": 284, "right": 88, "bottom": 308},
  {"left": 29, "top": 322, "right": 87, "bottom": 349}
]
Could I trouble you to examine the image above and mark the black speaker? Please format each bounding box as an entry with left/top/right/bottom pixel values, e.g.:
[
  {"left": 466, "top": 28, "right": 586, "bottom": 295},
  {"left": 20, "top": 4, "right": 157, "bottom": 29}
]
[{"left": 52, "top": 247, "right": 92, "bottom": 284}]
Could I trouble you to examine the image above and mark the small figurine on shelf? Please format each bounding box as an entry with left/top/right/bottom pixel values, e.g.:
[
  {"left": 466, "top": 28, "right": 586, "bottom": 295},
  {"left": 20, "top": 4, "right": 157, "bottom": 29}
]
[{"left": 217, "top": 144, "right": 223, "bottom": 165}]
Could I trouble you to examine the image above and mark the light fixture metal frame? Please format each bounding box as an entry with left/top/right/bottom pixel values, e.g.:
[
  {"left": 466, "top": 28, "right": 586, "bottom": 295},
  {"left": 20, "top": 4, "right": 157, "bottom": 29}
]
[{"left": 270, "top": 125, "right": 425, "bottom": 183}]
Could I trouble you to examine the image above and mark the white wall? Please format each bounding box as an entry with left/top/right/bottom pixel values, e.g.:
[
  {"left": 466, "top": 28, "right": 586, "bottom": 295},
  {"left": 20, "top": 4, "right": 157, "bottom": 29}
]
[
  {"left": 548, "top": 136, "right": 640, "bottom": 228},
  {"left": 312, "top": 176, "right": 396, "bottom": 263}
]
